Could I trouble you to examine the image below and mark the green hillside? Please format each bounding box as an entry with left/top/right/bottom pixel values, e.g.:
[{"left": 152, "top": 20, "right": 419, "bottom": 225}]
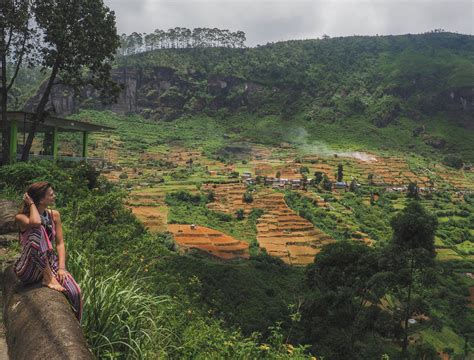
[
  {"left": 113, "top": 32, "right": 473, "bottom": 162},
  {"left": 3, "top": 32, "right": 473, "bottom": 359},
  {"left": 12, "top": 32, "right": 474, "bottom": 162}
]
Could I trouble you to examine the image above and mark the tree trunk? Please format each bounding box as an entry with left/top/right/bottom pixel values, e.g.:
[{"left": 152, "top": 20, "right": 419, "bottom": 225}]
[
  {"left": 21, "top": 60, "right": 60, "bottom": 161},
  {"left": 0, "top": 9, "right": 10, "bottom": 165},
  {"left": 402, "top": 255, "right": 415, "bottom": 356}
]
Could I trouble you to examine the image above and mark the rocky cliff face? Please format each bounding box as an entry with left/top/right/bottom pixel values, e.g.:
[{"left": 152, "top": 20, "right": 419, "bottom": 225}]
[
  {"left": 24, "top": 64, "right": 473, "bottom": 124},
  {"left": 24, "top": 66, "right": 272, "bottom": 120},
  {"left": 446, "top": 87, "right": 473, "bottom": 112}
]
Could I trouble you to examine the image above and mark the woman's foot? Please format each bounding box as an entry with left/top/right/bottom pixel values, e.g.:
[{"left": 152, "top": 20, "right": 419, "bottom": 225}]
[{"left": 42, "top": 269, "right": 66, "bottom": 292}]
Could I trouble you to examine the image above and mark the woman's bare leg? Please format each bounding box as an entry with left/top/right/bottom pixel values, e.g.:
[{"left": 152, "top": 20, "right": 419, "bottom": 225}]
[{"left": 42, "top": 261, "right": 65, "bottom": 292}]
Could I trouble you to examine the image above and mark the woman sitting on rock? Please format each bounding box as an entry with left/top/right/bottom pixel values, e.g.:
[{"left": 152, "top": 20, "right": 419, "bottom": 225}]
[{"left": 14, "top": 181, "right": 83, "bottom": 322}]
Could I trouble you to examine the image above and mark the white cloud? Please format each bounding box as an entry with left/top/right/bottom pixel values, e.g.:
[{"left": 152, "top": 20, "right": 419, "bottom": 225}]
[{"left": 104, "top": 0, "right": 474, "bottom": 45}]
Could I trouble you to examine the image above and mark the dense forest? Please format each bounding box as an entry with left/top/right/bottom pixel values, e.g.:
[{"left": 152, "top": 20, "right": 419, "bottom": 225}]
[{"left": 118, "top": 27, "right": 247, "bottom": 55}]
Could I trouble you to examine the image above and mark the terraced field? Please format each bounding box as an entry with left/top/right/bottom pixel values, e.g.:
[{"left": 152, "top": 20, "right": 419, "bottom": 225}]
[
  {"left": 129, "top": 205, "right": 168, "bottom": 232},
  {"left": 202, "top": 183, "right": 336, "bottom": 265},
  {"left": 201, "top": 183, "right": 255, "bottom": 214},
  {"left": 255, "top": 192, "right": 336, "bottom": 265},
  {"left": 167, "top": 224, "right": 249, "bottom": 260},
  {"left": 85, "top": 122, "right": 472, "bottom": 265}
]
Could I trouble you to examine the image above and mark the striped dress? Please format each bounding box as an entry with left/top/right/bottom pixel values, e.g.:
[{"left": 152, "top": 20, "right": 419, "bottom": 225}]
[{"left": 13, "top": 209, "right": 83, "bottom": 322}]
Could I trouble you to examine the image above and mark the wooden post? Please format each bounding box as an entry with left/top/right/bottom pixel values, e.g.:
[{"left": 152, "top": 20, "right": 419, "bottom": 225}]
[
  {"left": 52, "top": 127, "right": 58, "bottom": 160},
  {"left": 82, "top": 131, "right": 88, "bottom": 160},
  {"left": 8, "top": 120, "right": 17, "bottom": 163}
]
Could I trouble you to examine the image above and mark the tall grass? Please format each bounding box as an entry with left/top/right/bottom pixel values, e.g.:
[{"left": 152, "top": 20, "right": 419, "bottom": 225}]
[
  {"left": 67, "top": 250, "right": 314, "bottom": 359},
  {"left": 68, "top": 252, "right": 177, "bottom": 359}
]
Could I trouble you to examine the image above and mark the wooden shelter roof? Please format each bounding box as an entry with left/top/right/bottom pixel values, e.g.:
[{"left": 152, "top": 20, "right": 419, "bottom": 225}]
[{"left": 7, "top": 111, "right": 115, "bottom": 133}]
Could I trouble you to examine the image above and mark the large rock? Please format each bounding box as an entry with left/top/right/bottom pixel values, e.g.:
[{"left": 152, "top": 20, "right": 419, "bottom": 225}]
[
  {"left": 0, "top": 200, "right": 19, "bottom": 235},
  {"left": 2, "top": 266, "right": 93, "bottom": 360},
  {"left": 23, "top": 65, "right": 268, "bottom": 119}
]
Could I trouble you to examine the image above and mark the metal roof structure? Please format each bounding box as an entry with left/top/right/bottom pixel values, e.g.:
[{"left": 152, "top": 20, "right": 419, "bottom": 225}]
[
  {"left": 4, "top": 111, "right": 116, "bottom": 163},
  {"left": 7, "top": 111, "right": 115, "bottom": 133}
]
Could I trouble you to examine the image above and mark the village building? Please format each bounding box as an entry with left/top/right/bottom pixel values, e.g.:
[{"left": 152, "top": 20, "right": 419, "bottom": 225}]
[
  {"left": 244, "top": 178, "right": 255, "bottom": 185},
  {"left": 334, "top": 181, "right": 348, "bottom": 189}
]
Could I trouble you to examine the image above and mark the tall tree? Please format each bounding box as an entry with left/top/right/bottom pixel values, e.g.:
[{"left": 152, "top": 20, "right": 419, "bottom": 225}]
[
  {"left": 303, "top": 241, "right": 387, "bottom": 358},
  {"left": 0, "top": 0, "right": 34, "bottom": 164},
  {"left": 388, "top": 201, "right": 437, "bottom": 355},
  {"left": 144, "top": 32, "right": 155, "bottom": 52},
  {"left": 154, "top": 29, "right": 164, "bottom": 49},
  {"left": 407, "top": 182, "right": 420, "bottom": 200},
  {"left": 235, "top": 30, "right": 246, "bottom": 48},
  {"left": 337, "top": 164, "right": 344, "bottom": 182},
  {"left": 21, "top": 0, "right": 120, "bottom": 161},
  {"left": 129, "top": 32, "right": 143, "bottom": 53}
]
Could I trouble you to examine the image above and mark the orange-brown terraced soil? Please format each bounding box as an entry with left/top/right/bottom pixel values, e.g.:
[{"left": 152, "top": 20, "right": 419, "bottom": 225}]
[
  {"left": 201, "top": 183, "right": 258, "bottom": 215},
  {"left": 201, "top": 184, "right": 335, "bottom": 264},
  {"left": 254, "top": 163, "right": 274, "bottom": 176},
  {"left": 256, "top": 192, "right": 335, "bottom": 265},
  {"left": 435, "top": 166, "right": 474, "bottom": 191},
  {"left": 351, "top": 157, "right": 423, "bottom": 186},
  {"left": 274, "top": 164, "right": 303, "bottom": 180},
  {"left": 138, "top": 147, "right": 203, "bottom": 166},
  {"left": 167, "top": 148, "right": 202, "bottom": 166},
  {"left": 128, "top": 205, "right": 168, "bottom": 232},
  {"left": 167, "top": 224, "right": 249, "bottom": 259},
  {"left": 127, "top": 189, "right": 166, "bottom": 205}
]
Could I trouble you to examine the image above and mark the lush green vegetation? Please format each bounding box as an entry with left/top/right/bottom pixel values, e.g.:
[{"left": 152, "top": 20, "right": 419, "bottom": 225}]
[
  {"left": 3, "top": 31, "right": 473, "bottom": 359},
  {"left": 0, "top": 161, "right": 311, "bottom": 359},
  {"left": 1, "top": 160, "right": 472, "bottom": 359},
  {"left": 10, "top": 32, "right": 474, "bottom": 163},
  {"left": 111, "top": 32, "right": 474, "bottom": 160},
  {"left": 284, "top": 189, "right": 394, "bottom": 242}
]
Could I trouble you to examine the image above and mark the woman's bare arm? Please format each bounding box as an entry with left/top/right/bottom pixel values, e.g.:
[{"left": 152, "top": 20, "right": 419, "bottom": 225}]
[
  {"left": 52, "top": 210, "right": 67, "bottom": 270},
  {"left": 15, "top": 195, "right": 41, "bottom": 232}
]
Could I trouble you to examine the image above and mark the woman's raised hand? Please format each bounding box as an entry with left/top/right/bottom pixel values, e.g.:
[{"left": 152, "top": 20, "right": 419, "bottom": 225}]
[{"left": 23, "top": 193, "right": 34, "bottom": 206}]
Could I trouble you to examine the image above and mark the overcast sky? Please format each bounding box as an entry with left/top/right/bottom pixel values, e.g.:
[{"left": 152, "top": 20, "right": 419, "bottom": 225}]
[{"left": 103, "top": 0, "right": 474, "bottom": 46}]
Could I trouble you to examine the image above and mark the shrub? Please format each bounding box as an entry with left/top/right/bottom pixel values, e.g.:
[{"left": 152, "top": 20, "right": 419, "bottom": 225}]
[
  {"left": 243, "top": 191, "right": 254, "bottom": 203},
  {"left": 206, "top": 190, "right": 215, "bottom": 202},
  {"left": 0, "top": 161, "right": 50, "bottom": 191},
  {"left": 443, "top": 155, "right": 463, "bottom": 169},
  {"left": 235, "top": 208, "right": 245, "bottom": 220},
  {"left": 165, "top": 191, "right": 202, "bottom": 205},
  {"left": 313, "top": 171, "right": 323, "bottom": 184},
  {"left": 322, "top": 175, "right": 333, "bottom": 191}
]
